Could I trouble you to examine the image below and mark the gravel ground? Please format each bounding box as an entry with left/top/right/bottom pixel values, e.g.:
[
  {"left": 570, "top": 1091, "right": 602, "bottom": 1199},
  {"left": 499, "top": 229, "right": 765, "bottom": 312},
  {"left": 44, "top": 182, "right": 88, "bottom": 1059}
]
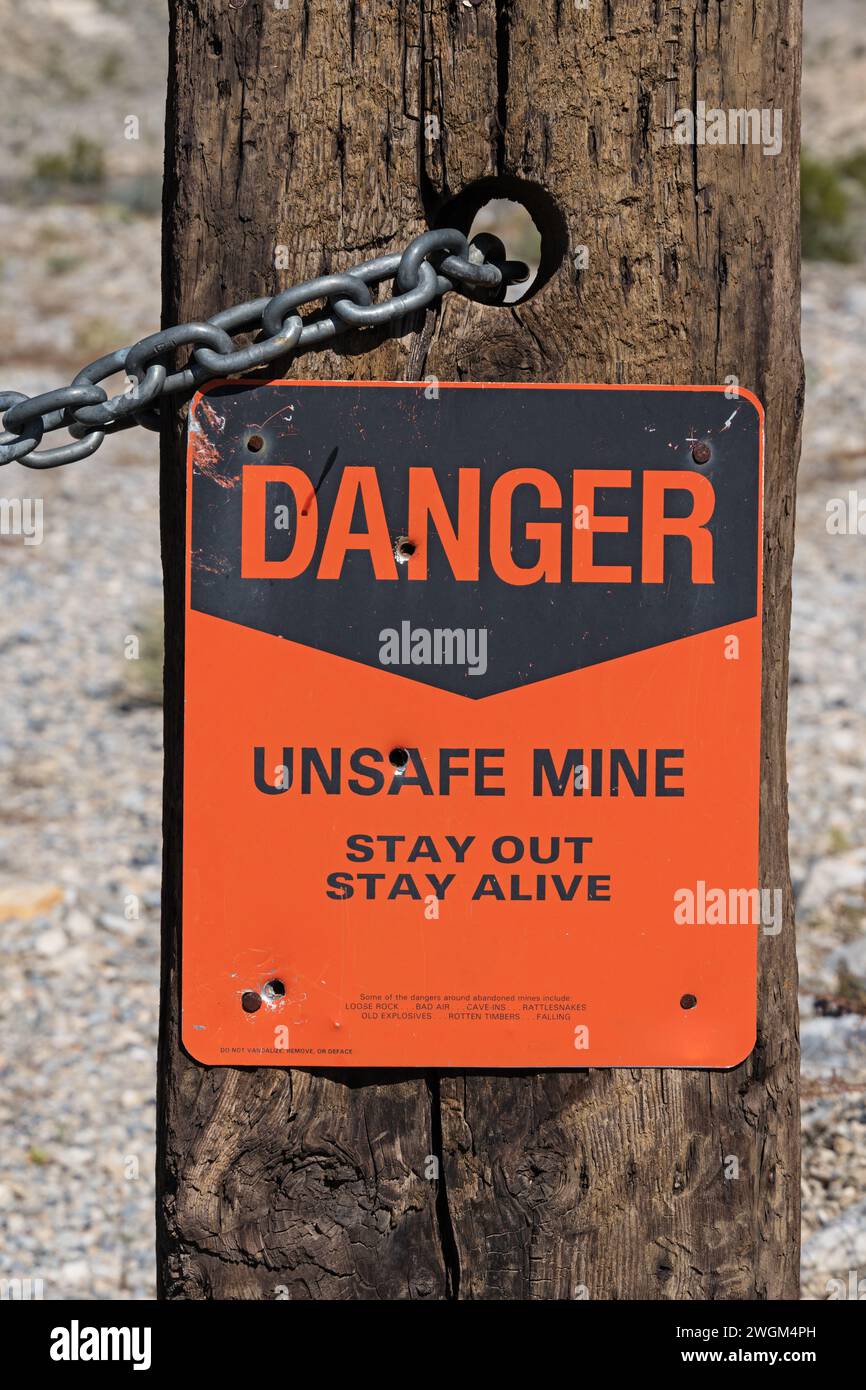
[
  {"left": 792, "top": 264, "right": 866, "bottom": 1301},
  {"left": 0, "top": 206, "right": 162, "bottom": 1301}
]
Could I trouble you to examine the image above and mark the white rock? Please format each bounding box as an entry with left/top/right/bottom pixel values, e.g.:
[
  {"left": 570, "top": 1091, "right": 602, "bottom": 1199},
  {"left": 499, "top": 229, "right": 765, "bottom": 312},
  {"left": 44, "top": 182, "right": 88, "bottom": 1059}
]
[
  {"left": 35, "top": 926, "right": 68, "bottom": 957},
  {"left": 59, "top": 1260, "right": 91, "bottom": 1288},
  {"left": 65, "top": 908, "right": 94, "bottom": 939},
  {"left": 58, "top": 1147, "right": 92, "bottom": 1171}
]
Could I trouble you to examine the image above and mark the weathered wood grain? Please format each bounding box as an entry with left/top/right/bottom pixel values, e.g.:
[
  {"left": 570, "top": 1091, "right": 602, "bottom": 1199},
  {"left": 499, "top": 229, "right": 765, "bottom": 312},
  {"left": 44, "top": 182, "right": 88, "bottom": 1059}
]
[{"left": 158, "top": 0, "right": 802, "bottom": 1298}]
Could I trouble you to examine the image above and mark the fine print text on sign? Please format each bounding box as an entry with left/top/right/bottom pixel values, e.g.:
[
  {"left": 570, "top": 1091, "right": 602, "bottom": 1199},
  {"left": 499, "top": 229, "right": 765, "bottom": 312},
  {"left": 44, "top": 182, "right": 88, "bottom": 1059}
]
[{"left": 182, "top": 382, "right": 763, "bottom": 1067}]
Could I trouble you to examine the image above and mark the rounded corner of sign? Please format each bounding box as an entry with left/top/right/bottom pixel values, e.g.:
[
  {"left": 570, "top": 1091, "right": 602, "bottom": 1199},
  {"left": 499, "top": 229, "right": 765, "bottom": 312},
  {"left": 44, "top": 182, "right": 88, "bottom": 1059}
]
[
  {"left": 189, "top": 380, "right": 222, "bottom": 416},
  {"left": 733, "top": 387, "right": 765, "bottom": 428},
  {"left": 191, "top": 376, "right": 259, "bottom": 419},
  {"left": 181, "top": 1023, "right": 219, "bottom": 1066},
  {"left": 717, "top": 1021, "right": 758, "bottom": 1071}
]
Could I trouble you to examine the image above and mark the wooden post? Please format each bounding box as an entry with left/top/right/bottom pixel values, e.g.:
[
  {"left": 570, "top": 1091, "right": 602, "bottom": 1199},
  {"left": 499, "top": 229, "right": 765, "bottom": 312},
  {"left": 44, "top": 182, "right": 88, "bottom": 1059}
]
[{"left": 158, "top": 0, "right": 802, "bottom": 1299}]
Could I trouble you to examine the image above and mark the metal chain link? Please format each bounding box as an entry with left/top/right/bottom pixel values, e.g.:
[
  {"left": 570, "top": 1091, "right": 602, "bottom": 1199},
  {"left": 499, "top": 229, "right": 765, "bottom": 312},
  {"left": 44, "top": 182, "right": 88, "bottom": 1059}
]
[{"left": 0, "top": 228, "right": 527, "bottom": 471}]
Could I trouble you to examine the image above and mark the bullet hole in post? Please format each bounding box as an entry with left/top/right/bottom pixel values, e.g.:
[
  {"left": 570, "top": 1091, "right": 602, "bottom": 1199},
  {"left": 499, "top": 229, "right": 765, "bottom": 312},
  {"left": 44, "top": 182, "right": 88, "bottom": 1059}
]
[
  {"left": 680, "top": 994, "right": 698, "bottom": 1010},
  {"left": 247, "top": 434, "right": 264, "bottom": 452},
  {"left": 241, "top": 990, "right": 262, "bottom": 1013},
  {"left": 389, "top": 746, "right": 410, "bottom": 773},
  {"left": 435, "top": 177, "right": 567, "bottom": 305}
]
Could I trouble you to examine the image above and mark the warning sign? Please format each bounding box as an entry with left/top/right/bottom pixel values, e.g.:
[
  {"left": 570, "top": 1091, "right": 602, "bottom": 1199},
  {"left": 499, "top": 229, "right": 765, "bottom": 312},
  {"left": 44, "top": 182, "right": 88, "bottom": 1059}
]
[{"left": 182, "top": 382, "right": 763, "bottom": 1068}]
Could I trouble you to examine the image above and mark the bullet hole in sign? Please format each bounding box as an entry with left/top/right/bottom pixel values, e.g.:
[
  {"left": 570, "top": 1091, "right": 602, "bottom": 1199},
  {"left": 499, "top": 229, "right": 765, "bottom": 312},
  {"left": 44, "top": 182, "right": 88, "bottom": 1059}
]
[
  {"left": 247, "top": 434, "right": 264, "bottom": 452},
  {"left": 241, "top": 990, "right": 262, "bottom": 1013},
  {"left": 389, "top": 747, "right": 410, "bottom": 773},
  {"left": 680, "top": 994, "right": 698, "bottom": 1011},
  {"left": 395, "top": 536, "right": 416, "bottom": 563}
]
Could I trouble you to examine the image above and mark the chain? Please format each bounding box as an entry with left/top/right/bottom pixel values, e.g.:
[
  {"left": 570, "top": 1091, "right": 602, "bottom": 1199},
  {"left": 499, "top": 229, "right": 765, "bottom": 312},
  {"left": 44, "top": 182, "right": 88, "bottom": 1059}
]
[{"left": 0, "top": 228, "right": 527, "bottom": 470}]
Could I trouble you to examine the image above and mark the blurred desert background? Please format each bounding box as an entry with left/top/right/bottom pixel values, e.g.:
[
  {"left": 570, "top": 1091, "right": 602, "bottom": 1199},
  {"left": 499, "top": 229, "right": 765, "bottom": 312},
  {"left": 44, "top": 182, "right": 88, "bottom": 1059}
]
[{"left": 0, "top": 0, "right": 864, "bottom": 1300}]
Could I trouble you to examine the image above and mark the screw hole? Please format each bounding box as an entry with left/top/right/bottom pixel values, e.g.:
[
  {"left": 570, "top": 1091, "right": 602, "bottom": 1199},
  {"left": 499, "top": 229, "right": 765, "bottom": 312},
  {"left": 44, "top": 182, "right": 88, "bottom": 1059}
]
[
  {"left": 247, "top": 434, "right": 264, "bottom": 453},
  {"left": 389, "top": 746, "right": 410, "bottom": 772},
  {"left": 680, "top": 993, "right": 698, "bottom": 1010},
  {"left": 241, "top": 990, "right": 262, "bottom": 1013}
]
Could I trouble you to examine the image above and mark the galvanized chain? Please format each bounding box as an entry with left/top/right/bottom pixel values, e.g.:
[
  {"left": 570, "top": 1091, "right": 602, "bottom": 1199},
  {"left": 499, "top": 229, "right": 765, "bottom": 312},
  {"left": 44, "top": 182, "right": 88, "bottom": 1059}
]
[{"left": 0, "top": 229, "right": 527, "bottom": 471}]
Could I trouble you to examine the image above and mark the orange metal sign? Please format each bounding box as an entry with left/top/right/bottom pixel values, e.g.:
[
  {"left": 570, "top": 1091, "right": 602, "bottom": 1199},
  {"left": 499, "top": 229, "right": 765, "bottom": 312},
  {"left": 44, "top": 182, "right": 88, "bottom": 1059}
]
[{"left": 182, "top": 382, "right": 763, "bottom": 1068}]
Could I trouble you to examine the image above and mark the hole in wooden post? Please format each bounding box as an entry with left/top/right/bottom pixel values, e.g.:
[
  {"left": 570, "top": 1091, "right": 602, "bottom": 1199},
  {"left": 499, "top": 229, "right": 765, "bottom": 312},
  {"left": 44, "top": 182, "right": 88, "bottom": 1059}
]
[{"left": 435, "top": 176, "right": 566, "bottom": 304}]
